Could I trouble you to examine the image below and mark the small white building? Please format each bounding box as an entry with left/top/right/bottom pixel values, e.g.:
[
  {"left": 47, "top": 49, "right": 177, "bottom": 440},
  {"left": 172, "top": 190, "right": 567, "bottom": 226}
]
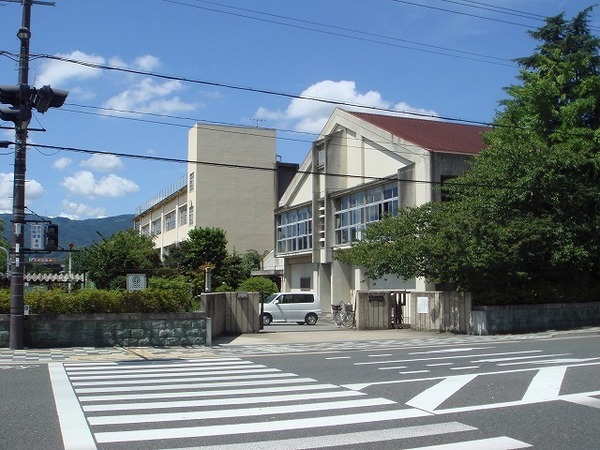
[
  {"left": 134, "top": 123, "right": 297, "bottom": 258},
  {"left": 275, "top": 108, "right": 489, "bottom": 311}
]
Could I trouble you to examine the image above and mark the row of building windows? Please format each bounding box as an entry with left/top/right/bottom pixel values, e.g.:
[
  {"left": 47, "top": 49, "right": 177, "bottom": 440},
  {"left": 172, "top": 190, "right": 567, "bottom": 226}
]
[
  {"left": 276, "top": 206, "right": 312, "bottom": 254},
  {"left": 334, "top": 183, "right": 398, "bottom": 245},
  {"left": 275, "top": 182, "right": 399, "bottom": 254},
  {"left": 139, "top": 204, "right": 192, "bottom": 236}
]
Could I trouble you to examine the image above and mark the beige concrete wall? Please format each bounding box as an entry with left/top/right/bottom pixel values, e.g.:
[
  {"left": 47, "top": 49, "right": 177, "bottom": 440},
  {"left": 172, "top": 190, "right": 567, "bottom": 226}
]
[{"left": 188, "top": 124, "right": 276, "bottom": 254}]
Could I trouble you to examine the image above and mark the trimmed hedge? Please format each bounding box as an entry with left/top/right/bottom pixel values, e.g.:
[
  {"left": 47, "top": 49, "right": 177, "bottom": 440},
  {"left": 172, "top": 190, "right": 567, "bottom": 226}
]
[{"left": 0, "top": 277, "right": 194, "bottom": 314}]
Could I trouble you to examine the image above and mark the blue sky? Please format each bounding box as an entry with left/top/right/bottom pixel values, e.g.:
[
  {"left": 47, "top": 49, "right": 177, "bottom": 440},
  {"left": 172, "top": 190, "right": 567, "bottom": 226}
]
[{"left": 0, "top": 0, "right": 597, "bottom": 219}]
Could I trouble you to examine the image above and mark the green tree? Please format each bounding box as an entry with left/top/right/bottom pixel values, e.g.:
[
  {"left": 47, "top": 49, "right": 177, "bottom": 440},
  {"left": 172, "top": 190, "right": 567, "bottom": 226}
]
[
  {"left": 337, "top": 9, "right": 600, "bottom": 302},
  {"left": 74, "top": 229, "right": 160, "bottom": 289},
  {"left": 238, "top": 276, "right": 278, "bottom": 299}
]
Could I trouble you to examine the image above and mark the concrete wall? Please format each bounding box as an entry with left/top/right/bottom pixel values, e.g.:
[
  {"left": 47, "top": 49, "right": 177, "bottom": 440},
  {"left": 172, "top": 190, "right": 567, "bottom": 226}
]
[
  {"left": 0, "top": 312, "right": 206, "bottom": 348},
  {"left": 470, "top": 302, "right": 600, "bottom": 335},
  {"left": 355, "top": 290, "right": 471, "bottom": 333},
  {"left": 201, "top": 292, "right": 261, "bottom": 340}
]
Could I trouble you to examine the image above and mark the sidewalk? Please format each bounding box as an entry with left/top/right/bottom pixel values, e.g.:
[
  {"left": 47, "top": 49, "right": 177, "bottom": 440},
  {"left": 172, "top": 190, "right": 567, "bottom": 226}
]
[{"left": 1, "top": 325, "right": 599, "bottom": 363}]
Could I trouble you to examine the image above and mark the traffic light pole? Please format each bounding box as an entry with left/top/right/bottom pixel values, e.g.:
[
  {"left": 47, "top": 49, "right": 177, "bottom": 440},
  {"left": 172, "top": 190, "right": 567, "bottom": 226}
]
[{"left": 9, "top": 0, "right": 32, "bottom": 349}]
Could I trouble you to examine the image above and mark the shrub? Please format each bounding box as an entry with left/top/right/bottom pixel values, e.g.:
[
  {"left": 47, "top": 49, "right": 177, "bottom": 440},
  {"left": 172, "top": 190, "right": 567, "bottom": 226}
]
[
  {"left": 0, "top": 277, "right": 194, "bottom": 315},
  {"left": 238, "top": 277, "right": 278, "bottom": 299}
]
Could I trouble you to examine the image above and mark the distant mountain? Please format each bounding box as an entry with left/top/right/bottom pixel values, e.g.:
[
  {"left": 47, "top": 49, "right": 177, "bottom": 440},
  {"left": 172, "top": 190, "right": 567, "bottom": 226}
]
[{"left": 0, "top": 214, "right": 135, "bottom": 251}]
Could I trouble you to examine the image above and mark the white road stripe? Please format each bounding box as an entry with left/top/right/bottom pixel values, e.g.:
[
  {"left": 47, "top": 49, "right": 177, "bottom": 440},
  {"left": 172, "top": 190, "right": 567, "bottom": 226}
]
[
  {"left": 161, "top": 422, "right": 476, "bottom": 450},
  {"left": 472, "top": 354, "right": 568, "bottom": 363},
  {"left": 79, "top": 383, "right": 342, "bottom": 402},
  {"left": 64, "top": 358, "right": 243, "bottom": 372},
  {"left": 69, "top": 367, "right": 280, "bottom": 381},
  {"left": 94, "top": 408, "right": 431, "bottom": 443},
  {"left": 88, "top": 397, "right": 396, "bottom": 425},
  {"left": 71, "top": 371, "right": 295, "bottom": 386},
  {"left": 354, "top": 350, "right": 542, "bottom": 366},
  {"left": 404, "top": 436, "right": 531, "bottom": 449},
  {"left": 407, "top": 374, "right": 477, "bottom": 412},
  {"left": 410, "top": 347, "right": 493, "bottom": 355},
  {"left": 75, "top": 376, "right": 314, "bottom": 394},
  {"left": 66, "top": 362, "right": 256, "bottom": 376},
  {"left": 83, "top": 390, "right": 366, "bottom": 412},
  {"left": 522, "top": 366, "right": 567, "bottom": 402},
  {"left": 48, "top": 363, "right": 97, "bottom": 450},
  {"left": 562, "top": 394, "right": 600, "bottom": 409}
]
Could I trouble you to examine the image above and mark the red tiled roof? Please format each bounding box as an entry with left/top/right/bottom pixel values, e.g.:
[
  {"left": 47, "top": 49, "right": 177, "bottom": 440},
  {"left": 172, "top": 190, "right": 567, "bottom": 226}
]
[{"left": 347, "top": 111, "right": 490, "bottom": 155}]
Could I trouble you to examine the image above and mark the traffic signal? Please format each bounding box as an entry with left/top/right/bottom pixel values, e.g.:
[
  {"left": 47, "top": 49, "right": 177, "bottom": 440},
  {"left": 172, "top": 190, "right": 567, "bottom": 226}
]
[
  {"left": 33, "top": 85, "right": 68, "bottom": 113},
  {"left": 45, "top": 224, "right": 59, "bottom": 251},
  {"left": 0, "top": 84, "right": 31, "bottom": 125}
]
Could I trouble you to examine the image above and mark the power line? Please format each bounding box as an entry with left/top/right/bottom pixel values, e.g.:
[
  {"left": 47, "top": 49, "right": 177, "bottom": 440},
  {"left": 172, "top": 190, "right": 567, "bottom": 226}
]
[
  {"left": 24, "top": 141, "right": 521, "bottom": 192},
  {"left": 3, "top": 50, "right": 492, "bottom": 129},
  {"left": 161, "top": 0, "right": 514, "bottom": 66}
]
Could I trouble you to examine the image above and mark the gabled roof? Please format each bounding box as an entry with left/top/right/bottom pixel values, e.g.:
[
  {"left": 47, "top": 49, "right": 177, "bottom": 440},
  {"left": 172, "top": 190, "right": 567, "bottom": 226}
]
[{"left": 347, "top": 111, "right": 490, "bottom": 155}]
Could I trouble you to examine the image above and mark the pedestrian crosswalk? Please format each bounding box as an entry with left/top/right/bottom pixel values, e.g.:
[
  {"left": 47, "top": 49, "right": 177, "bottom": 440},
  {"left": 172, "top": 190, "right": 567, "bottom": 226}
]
[{"left": 50, "top": 357, "right": 532, "bottom": 449}]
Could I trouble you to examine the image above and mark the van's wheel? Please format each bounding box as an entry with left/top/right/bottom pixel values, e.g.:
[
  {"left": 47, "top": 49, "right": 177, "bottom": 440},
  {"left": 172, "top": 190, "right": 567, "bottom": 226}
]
[
  {"left": 262, "top": 314, "right": 273, "bottom": 326},
  {"left": 305, "top": 313, "right": 318, "bottom": 325}
]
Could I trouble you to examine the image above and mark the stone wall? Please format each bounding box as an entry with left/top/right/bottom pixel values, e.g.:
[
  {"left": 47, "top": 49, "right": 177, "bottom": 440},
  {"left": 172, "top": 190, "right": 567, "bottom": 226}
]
[
  {"left": 0, "top": 312, "right": 206, "bottom": 348},
  {"left": 470, "top": 302, "right": 600, "bottom": 335}
]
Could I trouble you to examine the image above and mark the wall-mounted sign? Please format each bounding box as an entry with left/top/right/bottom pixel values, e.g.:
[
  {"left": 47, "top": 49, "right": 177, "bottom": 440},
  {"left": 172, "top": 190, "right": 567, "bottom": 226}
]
[
  {"left": 417, "top": 296, "right": 429, "bottom": 314},
  {"left": 368, "top": 295, "right": 385, "bottom": 302}
]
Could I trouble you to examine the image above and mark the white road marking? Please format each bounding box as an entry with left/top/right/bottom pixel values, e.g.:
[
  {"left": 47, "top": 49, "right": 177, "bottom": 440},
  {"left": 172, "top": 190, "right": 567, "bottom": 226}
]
[
  {"left": 562, "top": 394, "right": 600, "bottom": 409},
  {"left": 94, "top": 408, "right": 431, "bottom": 443},
  {"left": 74, "top": 376, "right": 314, "bottom": 394},
  {"left": 407, "top": 374, "right": 477, "bottom": 412},
  {"left": 48, "top": 363, "right": 97, "bottom": 450},
  {"left": 521, "top": 366, "right": 567, "bottom": 402},
  {"left": 164, "top": 422, "right": 477, "bottom": 450},
  {"left": 410, "top": 347, "right": 494, "bottom": 355},
  {"left": 403, "top": 436, "right": 532, "bottom": 449},
  {"left": 354, "top": 350, "right": 543, "bottom": 366},
  {"left": 88, "top": 397, "right": 396, "bottom": 425},
  {"left": 68, "top": 367, "right": 280, "bottom": 381},
  {"left": 82, "top": 390, "right": 366, "bottom": 412},
  {"left": 472, "top": 354, "right": 568, "bottom": 363}
]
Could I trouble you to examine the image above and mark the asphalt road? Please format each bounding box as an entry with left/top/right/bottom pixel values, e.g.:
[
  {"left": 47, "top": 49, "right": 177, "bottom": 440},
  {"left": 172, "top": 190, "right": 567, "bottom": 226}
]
[{"left": 1, "top": 331, "right": 599, "bottom": 449}]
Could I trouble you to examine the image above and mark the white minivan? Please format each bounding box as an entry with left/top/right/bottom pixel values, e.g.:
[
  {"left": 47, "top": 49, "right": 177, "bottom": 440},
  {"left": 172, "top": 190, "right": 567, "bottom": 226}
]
[{"left": 261, "top": 292, "right": 321, "bottom": 326}]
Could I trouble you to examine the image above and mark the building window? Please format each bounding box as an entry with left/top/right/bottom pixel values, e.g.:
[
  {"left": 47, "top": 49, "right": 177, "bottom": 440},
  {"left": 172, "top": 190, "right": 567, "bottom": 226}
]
[
  {"left": 189, "top": 203, "right": 194, "bottom": 226},
  {"left": 179, "top": 205, "right": 187, "bottom": 226},
  {"left": 276, "top": 206, "right": 312, "bottom": 254},
  {"left": 151, "top": 218, "right": 161, "bottom": 236},
  {"left": 334, "top": 182, "right": 398, "bottom": 245},
  {"left": 140, "top": 224, "right": 150, "bottom": 236},
  {"left": 189, "top": 172, "right": 195, "bottom": 192},
  {"left": 164, "top": 210, "right": 176, "bottom": 232}
]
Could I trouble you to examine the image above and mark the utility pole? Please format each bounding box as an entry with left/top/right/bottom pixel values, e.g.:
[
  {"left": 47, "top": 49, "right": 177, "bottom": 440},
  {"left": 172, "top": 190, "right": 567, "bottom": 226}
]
[
  {"left": 9, "top": 0, "right": 33, "bottom": 350},
  {"left": 2, "top": 0, "right": 61, "bottom": 349}
]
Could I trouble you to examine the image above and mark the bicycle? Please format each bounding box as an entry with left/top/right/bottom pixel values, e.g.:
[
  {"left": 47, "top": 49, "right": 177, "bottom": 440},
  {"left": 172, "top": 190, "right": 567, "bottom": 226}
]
[{"left": 332, "top": 302, "right": 355, "bottom": 328}]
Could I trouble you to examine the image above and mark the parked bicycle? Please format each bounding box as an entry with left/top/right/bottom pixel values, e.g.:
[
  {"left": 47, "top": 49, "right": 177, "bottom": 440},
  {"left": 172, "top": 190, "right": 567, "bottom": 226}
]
[{"left": 332, "top": 302, "right": 355, "bottom": 328}]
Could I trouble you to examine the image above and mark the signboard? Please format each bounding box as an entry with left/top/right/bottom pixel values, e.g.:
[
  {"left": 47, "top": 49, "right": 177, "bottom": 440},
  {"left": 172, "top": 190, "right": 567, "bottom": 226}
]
[
  {"left": 31, "top": 224, "right": 43, "bottom": 250},
  {"left": 417, "top": 296, "right": 429, "bottom": 314},
  {"left": 127, "top": 274, "right": 147, "bottom": 291}
]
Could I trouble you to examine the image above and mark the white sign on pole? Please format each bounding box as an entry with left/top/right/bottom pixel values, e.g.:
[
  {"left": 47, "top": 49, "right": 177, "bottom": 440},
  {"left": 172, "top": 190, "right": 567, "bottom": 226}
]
[
  {"left": 31, "top": 223, "right": 43, "bottom": 250},
  {"left": 127, "top": 273, "right": 147, "bottom": 291}
]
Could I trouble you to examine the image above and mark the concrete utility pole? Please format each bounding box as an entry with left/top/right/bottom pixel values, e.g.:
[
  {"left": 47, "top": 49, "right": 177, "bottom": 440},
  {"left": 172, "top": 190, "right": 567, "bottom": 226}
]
[
  {"left": 9, "top": 0, "right": 33, "bottom": 350},
  {"left": 3, "top": 0, "right": 60, "bottom": 349}
]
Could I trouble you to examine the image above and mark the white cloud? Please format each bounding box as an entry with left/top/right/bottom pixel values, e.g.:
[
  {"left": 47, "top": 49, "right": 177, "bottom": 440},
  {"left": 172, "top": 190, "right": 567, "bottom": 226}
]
[
  {"left": 61, "top": 171, "right": 139, "bottom": 198},
  {"left": 53, "top": 157, "right": 72, "bottom": 170},
  {"left": 34, "top": 50, "right": 105, "bottom": 87},
  {"left": 102, "top": 78, "right": 197, "bottom": 115},
  {"left": 0, "top": 173, "right": 44, "bottom": 212},
  {"left": 133, "top": 55, "right": 161, "bottom": 71},
  {"left": 59, "top": 200, "right": 107, "bottom": 220},
  {"left": 80, "top": 154, "right": 123, "bottom": 172},
  {"left": 256, "top": 80, "right": 438, "bottom": 134}
]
